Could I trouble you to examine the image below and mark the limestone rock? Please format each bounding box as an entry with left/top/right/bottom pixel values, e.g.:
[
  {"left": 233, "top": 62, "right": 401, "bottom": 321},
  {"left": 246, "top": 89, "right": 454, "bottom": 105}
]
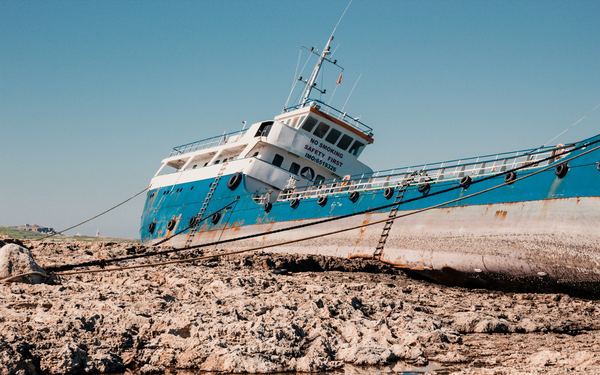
[{"left": 0, "top": 243, "right": 47, "bottom": 283}]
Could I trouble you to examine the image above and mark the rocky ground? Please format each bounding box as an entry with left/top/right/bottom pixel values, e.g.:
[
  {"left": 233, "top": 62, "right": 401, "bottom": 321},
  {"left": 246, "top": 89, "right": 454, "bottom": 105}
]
[{"left": 0, "top": 238, "right": 599, "bottom": 374}]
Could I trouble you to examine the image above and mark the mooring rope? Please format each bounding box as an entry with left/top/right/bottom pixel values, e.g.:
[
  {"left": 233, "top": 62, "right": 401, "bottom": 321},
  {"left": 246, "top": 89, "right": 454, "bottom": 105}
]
[
  {"left": 42, "top": 142, "right": 600, "bottom": 278},
  {"left": 21, "top": 139, "right": 596, "bottom": 280},
  {"left": 38, "top": 186, "right": 150, "bottom": 241}
]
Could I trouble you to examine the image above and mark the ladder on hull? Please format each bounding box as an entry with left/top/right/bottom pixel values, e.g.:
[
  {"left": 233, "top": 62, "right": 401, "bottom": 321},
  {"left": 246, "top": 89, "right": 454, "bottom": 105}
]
[
  {"left": 372, "top": 174, "right": 416, "bottom": 259},
  {"left": 184, "top": 162, "right": 228, "bottom": 248}
]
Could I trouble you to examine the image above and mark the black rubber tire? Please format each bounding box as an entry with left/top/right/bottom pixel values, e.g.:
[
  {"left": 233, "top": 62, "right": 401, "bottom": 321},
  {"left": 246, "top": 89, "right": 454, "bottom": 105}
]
[
  {"left": 167, "top": 219, "right": 176, "bottom": 231},
  {"left": 597, "top": 161, "right": 600, "bottom": 171},
  {"left": 555, "top": 163, "right": 569, "bottom": 178},
  {"left": 317, "top": 196, "right": 328, "bottom": 207},
  {"left": 460, "top": 175, "right": 472, "bottom": 189},
  {"left": 211, "top": 212, "right": 221, "bottom": 224},
  {"left": 417, "top": 183, "right": 431, "bottom": 195},
  {"left": 349, "top": 191, "right": 360, "bottom": 203},
  {"left": 383, "top": 187, "right": 394, "bottom": 200},
  {"left": 290, "top": 198, "right": 300, "bottom": 209},
  {"left": 148, "top": 222, "right": 156, "bottom": 234},
  {"left": 505, "top": 171, "right": 517, "bottom": 184},
  {"left": 189, "top": 215, "right": 199, "bottom": 227},
  {"left": 227, "top": 173, "right": 243, "bottom": 190},
  {"left": 264, "top": 202, "right": 273, "bottom": 213}
]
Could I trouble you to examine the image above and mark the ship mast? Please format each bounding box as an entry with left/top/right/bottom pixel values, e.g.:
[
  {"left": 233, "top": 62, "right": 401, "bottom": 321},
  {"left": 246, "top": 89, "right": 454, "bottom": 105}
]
[{"left": 299, "top": 35, "right": 335, "bottom": 107}]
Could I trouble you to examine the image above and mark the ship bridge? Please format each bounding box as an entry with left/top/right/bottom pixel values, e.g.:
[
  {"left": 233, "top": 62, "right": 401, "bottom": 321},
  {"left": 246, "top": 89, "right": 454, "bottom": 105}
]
[{"left": 149, "top": 32, "right": 375, "bottom": 194}]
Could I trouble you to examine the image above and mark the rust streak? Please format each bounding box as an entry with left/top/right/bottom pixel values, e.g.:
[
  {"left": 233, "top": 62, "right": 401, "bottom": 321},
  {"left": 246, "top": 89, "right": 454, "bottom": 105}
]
[{"left": 494, "top": 210, "right": 508, "bottom": 219}]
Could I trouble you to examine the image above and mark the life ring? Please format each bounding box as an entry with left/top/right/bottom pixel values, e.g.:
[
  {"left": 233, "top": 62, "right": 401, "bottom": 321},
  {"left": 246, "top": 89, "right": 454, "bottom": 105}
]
[
  {"left": 290, "top": 198, "right": 300, "bottom": 209},
  {"left": 555, "top": 163, "right": 569, "bottom": 178},
  {"left": 317, "top": 196, "right": 328, "bottom": 206},
  {"left": 227, "top": 173, "right": 243, "bottom": 190},
  {"left": 167, "top": 219, "right": 177, "bottom": 231},
  {"left": 383, "top": 187, "right": 394, "bottom": 200},
  {"left": 348, "top": 191, "right": 360, "bottom": 203},
  {"left": 148, "top": 221, "right": 156, "bottom": 234},
  {"left": 211, "top": 212, "right": 221, "bottom": 224},
  {"left": 189, "top": 215, "right": 199, "bottom": 227},
  {"left": 459, "top": 175, "right": 472, "bottom": 189},
  {"left": 417, "top": 183, "right": 431, "bottom": 195},
  {"left": 505, "top": 171, "right": 517, "bottom": 184},
  {"left": 264, "top": 202, "right": 273, "bottom": 213}
]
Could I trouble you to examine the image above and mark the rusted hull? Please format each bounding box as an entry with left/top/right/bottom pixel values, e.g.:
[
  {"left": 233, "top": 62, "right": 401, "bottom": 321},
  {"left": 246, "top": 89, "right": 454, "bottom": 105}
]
[
  {"left": 162, "top": 197, "right": 600, "bottom": 295},
  {"left": 142, "top": 134, "right": 600, "bottom": 295}
]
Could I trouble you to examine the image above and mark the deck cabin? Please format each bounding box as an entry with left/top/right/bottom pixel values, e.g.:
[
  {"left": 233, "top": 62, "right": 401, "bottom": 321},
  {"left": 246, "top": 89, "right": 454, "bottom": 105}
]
[
  {"left": 150, "top": 33, "right": 376, "bottom": 197},
  {"left": 150, "top": 100, "right": 374, "bottom": 196}
]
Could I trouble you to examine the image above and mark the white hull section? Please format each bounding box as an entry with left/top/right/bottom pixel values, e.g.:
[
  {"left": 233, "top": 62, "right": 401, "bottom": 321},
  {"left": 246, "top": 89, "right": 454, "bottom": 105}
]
[{"left": 170, "top": 197, "right": 600, "bottom": 290}]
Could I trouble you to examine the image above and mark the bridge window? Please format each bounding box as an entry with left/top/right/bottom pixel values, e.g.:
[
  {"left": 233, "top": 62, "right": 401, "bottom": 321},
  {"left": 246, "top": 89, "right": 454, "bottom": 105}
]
[
  {"left": 325, "top": 128, "right": 341, "bottom": 144},
  {"left": 337, "top": 134, "right": 353, "bottom": 150},
  {"left": 156, "top": 164, "right": 179, "bottom": 176},
  {"left": 313, "top": 123, "right": 330, "bottom": 138},
  {"left": 348, "top": 140, "right": 365, "bottom": 156},
  {"left": 301, "top": 117, "right": 318, "bottom": 132},
  {"left": 255, "top": 121, "right": 273, "bottom": 137},
  {"left": 272, "top": 154, "right": 284, "bottom": 167},
  {"left": 289, "top": 162, "right": 300, "bottom": 175}
]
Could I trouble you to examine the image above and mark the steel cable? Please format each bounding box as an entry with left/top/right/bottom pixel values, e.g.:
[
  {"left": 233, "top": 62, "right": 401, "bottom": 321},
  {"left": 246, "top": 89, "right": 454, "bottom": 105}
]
[{"left": 44, "top": 138, "right": 600, "bottom": 273}]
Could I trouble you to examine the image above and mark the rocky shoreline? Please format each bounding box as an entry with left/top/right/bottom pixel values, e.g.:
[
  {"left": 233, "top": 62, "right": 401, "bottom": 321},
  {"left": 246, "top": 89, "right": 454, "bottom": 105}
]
[{"left": 0, "top": 239, "right": 599, "bottom": 374}]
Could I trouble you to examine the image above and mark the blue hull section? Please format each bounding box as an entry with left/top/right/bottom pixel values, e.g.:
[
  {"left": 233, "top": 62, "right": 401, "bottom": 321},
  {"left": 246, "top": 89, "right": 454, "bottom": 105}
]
[{"left": 140, "top": 136, "right": 600, "bottom": 243}]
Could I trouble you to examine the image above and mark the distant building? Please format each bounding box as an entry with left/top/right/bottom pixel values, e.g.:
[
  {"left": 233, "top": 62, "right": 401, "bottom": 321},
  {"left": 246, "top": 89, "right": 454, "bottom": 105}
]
[{"left": 16, "top": 224, "right": 56, "bottom": 234}]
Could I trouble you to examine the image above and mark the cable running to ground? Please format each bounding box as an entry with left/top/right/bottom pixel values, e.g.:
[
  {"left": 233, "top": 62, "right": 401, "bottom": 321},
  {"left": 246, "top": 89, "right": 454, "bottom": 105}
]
[{"left": 44, "top": 139, "right": 599, "bottom": 273}]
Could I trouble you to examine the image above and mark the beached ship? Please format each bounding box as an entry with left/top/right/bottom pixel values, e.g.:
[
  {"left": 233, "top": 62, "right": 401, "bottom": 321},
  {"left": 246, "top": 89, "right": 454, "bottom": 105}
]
[{"left": 140, "top": 34, "right": 600, "bottom": 294}]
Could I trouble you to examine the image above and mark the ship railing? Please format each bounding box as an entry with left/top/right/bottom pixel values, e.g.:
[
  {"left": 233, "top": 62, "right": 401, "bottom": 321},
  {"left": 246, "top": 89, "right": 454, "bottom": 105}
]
[
  {"left": 284, "top": 99, "right": 374, "bottom": 137},
  {"left": 277, "top": 143, "right": 574, "bottom": 202},
  {"left": 169, "top": 129, "right": 249, "bottom": 156}
]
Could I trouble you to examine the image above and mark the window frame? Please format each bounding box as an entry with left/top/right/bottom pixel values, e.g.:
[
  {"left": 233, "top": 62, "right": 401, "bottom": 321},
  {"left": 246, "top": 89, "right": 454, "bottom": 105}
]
[
  {"left": 348, "top": 140, "right": 366, "bottom": 156},
  {"left": 272, "top": 153, "right": 284, "bottom": 168},
  {"left": 313, "top": 122, "right": 330, "bottom": 138},
  {"left": 324, "top": 128, "right": 342, "bottom": 145},
  {"left": 289, "top": 162, "right": 300, "bottom": 175},
  {"left": 337, "top": 134, "right": 353, "bottom": 150},
  {"left": 301, "top": 117, "right": 319, "bottom": 132}
]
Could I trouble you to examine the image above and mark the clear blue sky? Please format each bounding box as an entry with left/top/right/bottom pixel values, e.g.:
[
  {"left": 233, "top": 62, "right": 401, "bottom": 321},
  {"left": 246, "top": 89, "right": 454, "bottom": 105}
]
[{"left": 1, "top": 1, "right": 599, "bottom": 238}]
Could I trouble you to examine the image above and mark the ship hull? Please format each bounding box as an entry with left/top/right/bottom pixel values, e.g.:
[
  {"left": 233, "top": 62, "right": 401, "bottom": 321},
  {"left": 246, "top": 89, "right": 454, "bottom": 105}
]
[{"left": 140, "top": 139, "right": 600, "bottom": 295}]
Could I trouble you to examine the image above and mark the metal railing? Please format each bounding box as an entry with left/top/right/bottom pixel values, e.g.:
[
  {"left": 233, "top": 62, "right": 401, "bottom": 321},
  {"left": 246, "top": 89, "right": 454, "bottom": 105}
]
[
  {"left": 278, "top": 143, "right": 574, "bottom": 202},
  {"left": 169, "top": 129, "right": 249, "bottom": 156},
  {"left": 284, "top": 99, "right": 373, "bottom": 137}
]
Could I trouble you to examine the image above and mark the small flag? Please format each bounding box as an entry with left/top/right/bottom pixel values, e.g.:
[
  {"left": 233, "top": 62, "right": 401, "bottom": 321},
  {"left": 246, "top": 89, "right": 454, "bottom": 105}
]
[{"left": 336, "top": 72, "right": 343, "bottom": 85}]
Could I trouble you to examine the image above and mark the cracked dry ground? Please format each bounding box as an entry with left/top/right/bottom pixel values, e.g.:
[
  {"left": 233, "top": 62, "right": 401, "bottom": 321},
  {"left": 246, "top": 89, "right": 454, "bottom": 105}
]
[{"left": 0, "top": 240, "right": 599, "bottom": 374}]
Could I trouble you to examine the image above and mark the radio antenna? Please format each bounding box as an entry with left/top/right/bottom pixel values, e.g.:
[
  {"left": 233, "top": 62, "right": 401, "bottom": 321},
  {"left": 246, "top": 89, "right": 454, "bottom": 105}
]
[
  {"left": 342, "top": 73, "right": 362, "bottom": 112},
  {"left": 298, "top": 0, "right": 352, "bottom": 107}
]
